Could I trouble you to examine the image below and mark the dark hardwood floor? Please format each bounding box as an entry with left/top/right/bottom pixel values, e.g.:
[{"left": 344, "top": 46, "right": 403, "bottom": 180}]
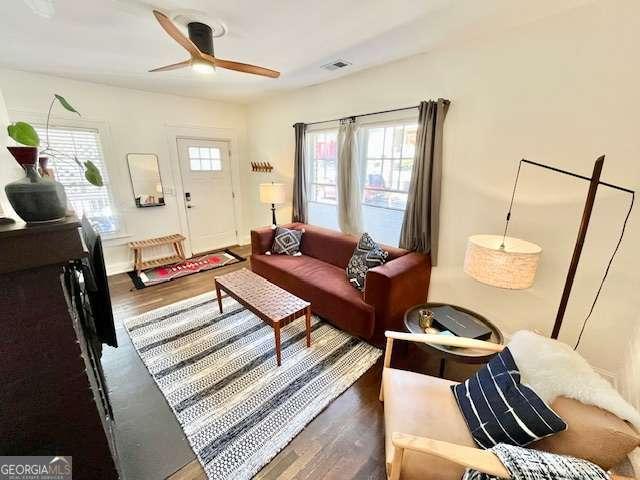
[{"left": 107, "top": 244, "right": 476, "bottom": 480}]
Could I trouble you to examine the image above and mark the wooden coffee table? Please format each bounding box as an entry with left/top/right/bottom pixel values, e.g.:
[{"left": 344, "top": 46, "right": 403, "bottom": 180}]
[{"left": 214, "top": 268, "right": 311, "bottom": 366}]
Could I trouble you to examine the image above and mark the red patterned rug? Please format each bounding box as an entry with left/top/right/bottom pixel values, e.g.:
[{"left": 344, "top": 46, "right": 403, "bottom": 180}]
[{"left": 128, "top": 249, "right": 244, "bottom": 289}]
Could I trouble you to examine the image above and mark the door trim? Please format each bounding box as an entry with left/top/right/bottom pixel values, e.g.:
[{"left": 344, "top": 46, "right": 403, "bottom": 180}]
[{"left": 165, "top": 125, "right": 243, "bottom": 258}]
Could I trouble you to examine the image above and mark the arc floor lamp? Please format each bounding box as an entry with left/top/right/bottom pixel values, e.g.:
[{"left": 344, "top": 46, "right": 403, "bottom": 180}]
[{"left": 464, "top": 155, "right": 635, "bottom": 343}]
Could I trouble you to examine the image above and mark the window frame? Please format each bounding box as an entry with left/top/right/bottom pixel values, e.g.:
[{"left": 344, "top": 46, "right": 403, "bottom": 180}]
[
  {"left": 306, "top": 125, "right": 339, "bottom": 207},
  {"left": 12, "top": 111, "right": 128, "bottom": 240},
  {"left": 187, "top": 146, "right": 223, "bottom": 172},
  {"left": 358, "top": 117, "right": 418, "bottom": 213}
]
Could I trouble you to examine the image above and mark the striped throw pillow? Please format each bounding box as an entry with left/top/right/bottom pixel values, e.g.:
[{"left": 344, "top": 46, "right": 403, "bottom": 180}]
[{"left": 452, "top": 347, "right": 567, "bottom": 449}]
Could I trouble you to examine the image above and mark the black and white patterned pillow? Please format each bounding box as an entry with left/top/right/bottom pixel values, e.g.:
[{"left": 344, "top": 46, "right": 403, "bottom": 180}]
[
  {"left": 270, "top": 226, "right": 303, "bottom": 255},
  {"left": 346, "top": 233, "right": 388, "bottom": 291},
  {"left": 452, "top": 347, "right": 567, "bottom": 449}
]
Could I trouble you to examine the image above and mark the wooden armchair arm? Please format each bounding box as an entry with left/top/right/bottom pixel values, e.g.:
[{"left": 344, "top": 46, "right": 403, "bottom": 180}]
[
  {"left": 390, "top": 432, "right": 509, "bottom": 479},
  {"left": 389, "top": 432, "right": 633, "bottom": 480},
  {"left": 378, "top": 331, "right": 503, "bottom": 402},
  {"left": 385, "top": 331, "right": 505, "bottom": 353}
]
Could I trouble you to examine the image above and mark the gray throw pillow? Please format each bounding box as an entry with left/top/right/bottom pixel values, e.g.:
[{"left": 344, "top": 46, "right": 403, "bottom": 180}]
[
  {"left": 346, "top": 233, "right": 388, "bottom": 291},
  {"left": 270, "top": 226, "right": 303, "bottom": 255}
]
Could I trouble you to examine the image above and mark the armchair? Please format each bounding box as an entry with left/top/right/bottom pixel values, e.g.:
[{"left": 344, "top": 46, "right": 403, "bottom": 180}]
[{"left": 380, "top": 331, "right": 639, "bottom": 480}]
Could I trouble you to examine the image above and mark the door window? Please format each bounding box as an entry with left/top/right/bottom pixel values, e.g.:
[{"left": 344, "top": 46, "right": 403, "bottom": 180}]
[{"left": 188, "top": 146, "right": 222, "bottom": 171}]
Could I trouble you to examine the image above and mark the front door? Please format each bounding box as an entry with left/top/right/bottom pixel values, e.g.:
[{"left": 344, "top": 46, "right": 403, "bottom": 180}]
[{"left": 177, "top": 138, "right": 237, "bottom": 254}]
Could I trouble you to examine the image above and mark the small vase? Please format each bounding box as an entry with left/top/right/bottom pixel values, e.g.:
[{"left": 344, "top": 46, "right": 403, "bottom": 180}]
[{"left": 5, "top": 147, "right": 68, "bottom": 223}]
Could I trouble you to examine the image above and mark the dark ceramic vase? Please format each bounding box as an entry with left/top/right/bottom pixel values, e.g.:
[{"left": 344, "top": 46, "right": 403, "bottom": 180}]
[{"left": 5, "top": 146, "right": 68, "bottom": 223}]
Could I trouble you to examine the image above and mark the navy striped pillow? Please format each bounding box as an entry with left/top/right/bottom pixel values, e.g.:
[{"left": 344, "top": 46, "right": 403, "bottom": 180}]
[{"left": 452, "top": 347, "right": 567, "bottom": 449}]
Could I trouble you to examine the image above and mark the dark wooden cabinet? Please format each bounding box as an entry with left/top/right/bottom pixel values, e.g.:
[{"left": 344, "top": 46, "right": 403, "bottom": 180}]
[{"left": 0, "top": 217, "right": 119, "bottom": 479}]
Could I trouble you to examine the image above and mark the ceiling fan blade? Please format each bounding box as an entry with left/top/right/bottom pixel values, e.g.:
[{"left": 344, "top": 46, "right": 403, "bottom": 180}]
[
  {"left": 153, "top": 9, "right": 201, "bottom": 58},
  {"left": 149, "top": 59, "right": 191, "bottom": 72},
  {"left": 203, "top": 54, "right": 280, "bottom": 78}
]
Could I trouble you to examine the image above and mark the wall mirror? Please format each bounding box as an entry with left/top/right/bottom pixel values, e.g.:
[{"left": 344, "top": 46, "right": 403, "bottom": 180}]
[{"left": 127, "top": 153, "right": 165, "bottom": 207}]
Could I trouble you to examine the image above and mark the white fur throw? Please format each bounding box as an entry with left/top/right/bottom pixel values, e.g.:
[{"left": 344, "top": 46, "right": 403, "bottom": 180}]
[{"left": 508, "top": 330, "right": 640, "bottom": 476}]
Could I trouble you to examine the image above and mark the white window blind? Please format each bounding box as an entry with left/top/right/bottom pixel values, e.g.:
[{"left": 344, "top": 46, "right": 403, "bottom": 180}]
[{"left": 35, "top": 125, "right": 121, "bottom": 235}]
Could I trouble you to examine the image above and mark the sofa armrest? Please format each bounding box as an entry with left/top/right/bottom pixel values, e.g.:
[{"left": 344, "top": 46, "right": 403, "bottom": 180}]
[
  {"left": 251, "top": 226, "right": 275, "bottom": 255},
  {"left": 363, "top": 252, "right": 430, "bottom": 343}
]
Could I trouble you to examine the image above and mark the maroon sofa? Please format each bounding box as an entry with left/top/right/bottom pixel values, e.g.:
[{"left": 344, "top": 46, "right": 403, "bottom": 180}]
[{"left": 250, "top": 223, "right": 431, "bottom": 346}]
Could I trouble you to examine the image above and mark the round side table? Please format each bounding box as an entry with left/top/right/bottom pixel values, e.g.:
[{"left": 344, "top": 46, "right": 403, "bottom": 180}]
[{"left": 403, "top": 302, "right": 504, "bottom": 378}]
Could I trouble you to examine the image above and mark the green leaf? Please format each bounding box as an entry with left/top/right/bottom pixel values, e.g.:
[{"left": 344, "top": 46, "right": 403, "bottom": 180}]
[
  {"left": 54, "top": 94, "right": 80, "bottom": 116},
  {"left": 84, "top": 160, "right": 103, "bottom": 186},
  {"left": 7, "top": 122, "right": 40, "bottom": 146}
]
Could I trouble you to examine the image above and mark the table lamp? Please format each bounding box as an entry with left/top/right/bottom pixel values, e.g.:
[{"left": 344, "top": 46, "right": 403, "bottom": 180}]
[
  {"left": 259, "top": 182, "right": 286, "bottom": 228},
  {"left": 463, "top": 156, "right": 634, "bottom": 346}
]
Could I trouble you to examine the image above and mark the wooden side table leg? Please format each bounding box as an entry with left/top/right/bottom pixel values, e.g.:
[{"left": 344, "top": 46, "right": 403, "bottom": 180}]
[
  {"left": 439, "top": 358, "right": 446, "bottom": 378},
  {"left": 134, "top": 248, "right": 141, "bottom": 274},
  {"left": 305, "top": 306, "right": 311, "bottom": 347},
  {"left": 274, "top": 322, "right": 282, "bottom": 366},
  {"left": 215, "top": 281, "right": 223, "bottom": 314}
]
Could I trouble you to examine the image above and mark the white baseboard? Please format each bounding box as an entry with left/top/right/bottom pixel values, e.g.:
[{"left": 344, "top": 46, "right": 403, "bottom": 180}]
[{"left": 106, "top": 261, "right": 132, "bottom": 277}]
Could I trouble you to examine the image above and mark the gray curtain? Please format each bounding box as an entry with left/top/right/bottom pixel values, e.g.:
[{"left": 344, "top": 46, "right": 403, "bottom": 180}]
[
  {"left": 337, "top": 117, "right": 363, "bottom": 235},
  {"left": 399, "top": 99, "right": 449, "bottom": 264},
  {"left": 292, "top": 122, "right": 307, "bottom": 223}
]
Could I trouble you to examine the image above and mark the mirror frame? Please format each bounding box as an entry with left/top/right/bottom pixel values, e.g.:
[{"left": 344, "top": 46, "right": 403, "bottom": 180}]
[{"left": 126, "top": 153, "right": 166, "bottom": 208}]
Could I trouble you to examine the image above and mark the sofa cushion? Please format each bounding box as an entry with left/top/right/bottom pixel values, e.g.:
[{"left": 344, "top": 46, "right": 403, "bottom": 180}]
[
  {"left": 383, "top": 368, "right": 475, "bottom": 480},
  {"left": 271, "top": 226, "right": 303, "bottom": 255},
  {"left": 532, "top": 396, "right": 640, "bottom": 470},
  {"left": 295, "top": 223, "right": 406, "bottom": 269},
  {"left": 346, "top": 233, "right": 388, "bottom": 291},
  {"left": 250, "top": 253, "right": 375, "bottom": 339}
]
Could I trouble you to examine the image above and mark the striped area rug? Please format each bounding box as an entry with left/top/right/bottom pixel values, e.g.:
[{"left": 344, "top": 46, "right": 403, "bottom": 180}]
[{"left": 124, "top": 291, "right": 381, "bottom": 480}]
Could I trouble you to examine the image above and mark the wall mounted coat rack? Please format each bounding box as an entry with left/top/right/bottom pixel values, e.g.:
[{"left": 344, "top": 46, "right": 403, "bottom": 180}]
[{"left": 251, "top": 162, "right": 273, "bottom": 173}]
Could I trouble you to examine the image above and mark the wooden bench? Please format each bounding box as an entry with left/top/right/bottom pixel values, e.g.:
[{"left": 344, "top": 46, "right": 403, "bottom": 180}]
[{"left": 128, "top": 234, "right": 186, "bottom": 274}]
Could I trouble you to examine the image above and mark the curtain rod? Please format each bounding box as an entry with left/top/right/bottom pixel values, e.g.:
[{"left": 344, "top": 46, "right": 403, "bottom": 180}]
[{"left": 299, "top": 100, "right": 450, "bottom": 127}]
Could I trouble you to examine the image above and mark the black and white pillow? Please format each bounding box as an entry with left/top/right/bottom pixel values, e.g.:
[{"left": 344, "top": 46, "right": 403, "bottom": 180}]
[
  {"left": 452, "top": 347, "right": 567, "bottom": 449},
  {"left": 346, "top": 233, "right": 388, "bottom": 291},
  {"left": 270, "top": 226, "right": 303, "bottom": 256}
]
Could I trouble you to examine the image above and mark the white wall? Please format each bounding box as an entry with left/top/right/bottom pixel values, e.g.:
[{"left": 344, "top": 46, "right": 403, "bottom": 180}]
[
  {"left": 0, "top": 69, "right": 249, "bottom": 273},
  {"left": 246, "top": 0, "right": 640, "bottom": 375}
]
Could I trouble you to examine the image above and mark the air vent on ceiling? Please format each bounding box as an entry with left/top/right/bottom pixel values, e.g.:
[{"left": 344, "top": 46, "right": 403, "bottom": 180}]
[{"left": 321, "top": 59, "right": 352, "bottom": 71}]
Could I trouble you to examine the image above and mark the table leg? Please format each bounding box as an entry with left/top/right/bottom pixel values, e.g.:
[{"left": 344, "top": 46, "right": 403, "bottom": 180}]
[
  {"left": 438, "top": 358, "right": 446, "bottom": 378},
  {"left": 274, "top": 322, "right": 282, "bottom": 366},
  {"left": 215, "top": 281, "right": 223, "bottom": 314},
  {"left": 305, "top": 306, "right": 311, "bottom": 348}
]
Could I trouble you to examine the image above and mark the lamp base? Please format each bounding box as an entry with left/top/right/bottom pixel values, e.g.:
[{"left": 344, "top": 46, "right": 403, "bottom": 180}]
[{"left": 270, "top": 203, "right": 277, "bottom": 228}]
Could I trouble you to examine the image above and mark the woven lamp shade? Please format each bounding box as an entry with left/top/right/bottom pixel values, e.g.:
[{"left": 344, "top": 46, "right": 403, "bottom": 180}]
[{"left": 464, "top": 234, "right": 542, "bottom": 289}]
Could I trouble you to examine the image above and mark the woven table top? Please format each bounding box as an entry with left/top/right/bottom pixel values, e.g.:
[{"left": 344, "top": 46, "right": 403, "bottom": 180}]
[{"left": 215, "top": 268, "right": 309, "bottom": 322}]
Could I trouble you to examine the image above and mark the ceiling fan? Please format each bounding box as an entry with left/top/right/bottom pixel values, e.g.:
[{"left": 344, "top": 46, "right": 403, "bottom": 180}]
[{"left": 149, "top": 10, "right": 280, "bottom": 78}]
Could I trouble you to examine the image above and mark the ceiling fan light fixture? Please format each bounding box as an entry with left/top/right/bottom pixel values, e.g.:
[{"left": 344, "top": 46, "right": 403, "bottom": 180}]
[{"left": 191, "top": 58, "right": 215, "bottom": 74}]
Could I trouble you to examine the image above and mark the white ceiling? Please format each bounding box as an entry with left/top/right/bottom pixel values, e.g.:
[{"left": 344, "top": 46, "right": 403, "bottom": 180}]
[{"left": 0, "top": 0, "right": 592, "bottom": 103}]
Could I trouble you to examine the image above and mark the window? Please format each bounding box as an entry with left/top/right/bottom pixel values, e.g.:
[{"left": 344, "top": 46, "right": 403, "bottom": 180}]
[
  {"left": 361, "top": 121, "right": 417, "bottom": 211},
  {"left": 308, "top": 130, "right": 338, "bottom": 204},
  {"left": 304, "top": 118, "right": 418, "bottom": 245},
  {"left": 35, "top": 125, "right": 121, "bottom": 236},
  {"left": 188, "top": 146, "right": 222, "bottom": 171},
  {"left": 307, "top": 129, "right": 339, "bottom": 230}
]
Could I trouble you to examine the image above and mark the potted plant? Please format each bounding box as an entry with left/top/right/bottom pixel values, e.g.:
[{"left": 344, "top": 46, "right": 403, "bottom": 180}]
[{"left": 5, "top": 94, "right": 103, "bottom": 223}]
